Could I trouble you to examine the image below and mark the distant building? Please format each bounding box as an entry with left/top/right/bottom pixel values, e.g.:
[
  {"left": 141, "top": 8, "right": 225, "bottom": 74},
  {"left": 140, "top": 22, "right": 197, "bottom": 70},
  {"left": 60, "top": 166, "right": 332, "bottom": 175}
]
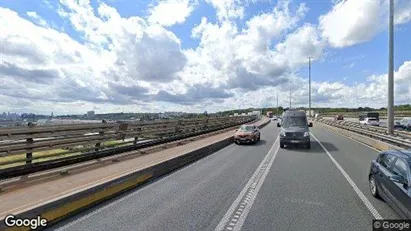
[{"left": 87, "top": 111, "right": 95, "bottom": 118}]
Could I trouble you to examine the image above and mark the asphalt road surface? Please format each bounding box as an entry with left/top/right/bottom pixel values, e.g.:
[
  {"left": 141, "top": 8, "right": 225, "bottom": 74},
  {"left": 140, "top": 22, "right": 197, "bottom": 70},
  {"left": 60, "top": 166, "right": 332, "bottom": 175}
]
[{"left": 49, "top": 122, "right": 400, "bottom": 231}]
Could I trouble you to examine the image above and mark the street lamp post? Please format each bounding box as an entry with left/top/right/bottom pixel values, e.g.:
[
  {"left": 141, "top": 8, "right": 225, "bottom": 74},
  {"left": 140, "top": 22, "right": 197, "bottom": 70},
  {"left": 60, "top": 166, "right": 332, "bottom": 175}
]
[
  {"left": 387, "top": 0, "right": 394, "bottom": 135},
  {"left": 277, "top": 92, "right": 279, "bottom": 115},
  {"left": 308, "top": 57, "right": 313, "bottom": 117}
]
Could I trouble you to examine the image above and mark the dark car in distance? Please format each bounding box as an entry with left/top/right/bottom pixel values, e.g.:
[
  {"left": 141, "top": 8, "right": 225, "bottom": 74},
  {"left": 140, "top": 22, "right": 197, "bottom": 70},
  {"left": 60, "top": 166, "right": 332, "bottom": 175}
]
[
  {"left": 368, "top": 150, "right": 411, "bottom": 219},
  {"left": 277, "top": 110, "right": 313, "bottom": 149},
  {"left": 394, "top": 118, "right": 411, "bottom": 131}
]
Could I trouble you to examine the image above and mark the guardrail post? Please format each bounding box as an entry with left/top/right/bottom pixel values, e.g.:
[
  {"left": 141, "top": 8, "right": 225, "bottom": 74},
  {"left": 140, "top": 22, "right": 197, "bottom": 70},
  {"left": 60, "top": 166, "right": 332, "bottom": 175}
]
[
  {"left": 26, "top": 138, "right": 33, "bottom": 164},
  {"left": 95, "top": 120, "right": 110, "bottom": 151},
  {"left": 203, "top": 118, "right": 209, "bottom": 131},
  {"left": 95, "top": 131, "right": 104, "bottom": 152},
  {"left": 133, "top": 137, "right": 138, "bottom": 145},
  {"left": 174, "top": 120, "right": 182, "bottom": 135},
  {"left": 114, "top": 122, "right": 128, "bottom": 144}
]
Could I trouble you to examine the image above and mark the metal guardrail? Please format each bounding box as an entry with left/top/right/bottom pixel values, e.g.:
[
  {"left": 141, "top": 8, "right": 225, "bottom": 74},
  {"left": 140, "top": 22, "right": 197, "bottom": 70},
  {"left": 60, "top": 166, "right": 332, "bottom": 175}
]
[
  {"left": 317, "top": 119, "right": 411, "bottom": 149},
  {"left": 319, "top": 112, "right": 411, "bottom": 119},
  {"left": 0, "top": 116, "right": 260, "bottom": 179},
  {"left": 319, "top": 118, "right": 411, "bottom": 137},
  {"left": 0, "top": 116, "right": 255, "bottom": 166},
  {"left": 336, "top": 120, "right": 411, "bottom": 138}
]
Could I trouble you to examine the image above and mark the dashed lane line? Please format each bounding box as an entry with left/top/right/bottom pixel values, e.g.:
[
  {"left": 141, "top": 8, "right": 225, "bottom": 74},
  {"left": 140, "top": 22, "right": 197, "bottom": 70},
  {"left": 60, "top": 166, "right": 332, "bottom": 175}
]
[{"left": 215, "top": 135, "right": 280, "bottom": 231}]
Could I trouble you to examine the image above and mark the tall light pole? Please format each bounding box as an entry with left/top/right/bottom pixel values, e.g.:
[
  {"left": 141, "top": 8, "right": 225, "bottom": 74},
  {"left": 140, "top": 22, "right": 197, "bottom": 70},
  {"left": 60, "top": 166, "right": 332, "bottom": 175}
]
[
  {"left": 387, "top": 0, "right": 394, "bottom": 135},
  {"left": 289, "top": 87, "right": 292, "bottom": 109},
  {"left": 276, "top": 92, "right": 279, "bottom": 115},
  {"left": 308, "top": 57, "right": 313, "bottom": 117}
]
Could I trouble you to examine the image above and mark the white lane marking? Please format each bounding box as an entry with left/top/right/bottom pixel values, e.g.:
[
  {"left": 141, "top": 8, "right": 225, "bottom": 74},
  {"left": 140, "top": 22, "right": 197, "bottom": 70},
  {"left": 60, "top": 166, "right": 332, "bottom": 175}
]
[
  {"left": 215, "top": 135, "right": 280, "bottom": 231},
  {"left": 54, "top": 140, "right": 239, "bottom": 230},
  {"left": 311, "top": 133, "right": 383, "bottom": 220}
]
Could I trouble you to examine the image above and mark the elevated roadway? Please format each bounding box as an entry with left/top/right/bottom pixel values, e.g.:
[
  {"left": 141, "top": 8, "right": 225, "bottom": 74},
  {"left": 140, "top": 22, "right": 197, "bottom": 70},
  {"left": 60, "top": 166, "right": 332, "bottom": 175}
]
[{"left": 48, "top": 122, "right": 401, "bottom": 231}]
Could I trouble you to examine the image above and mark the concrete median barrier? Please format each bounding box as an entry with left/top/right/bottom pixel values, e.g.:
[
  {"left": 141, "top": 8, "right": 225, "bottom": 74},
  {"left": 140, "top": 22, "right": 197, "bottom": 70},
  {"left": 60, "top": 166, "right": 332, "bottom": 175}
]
[
  {"left": 316, "top": 121, "right": 403, "bottom": 151},
  {"left": 0, "top": 119, "right": 270, "bottom": 231}
]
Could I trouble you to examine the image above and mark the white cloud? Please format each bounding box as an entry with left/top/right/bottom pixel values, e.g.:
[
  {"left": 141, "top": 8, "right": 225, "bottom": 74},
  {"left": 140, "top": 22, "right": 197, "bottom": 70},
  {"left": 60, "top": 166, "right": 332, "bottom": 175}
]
[
  {"left": 26, "top": 11, "right": 48, "bottom": 27},
  {"left": 319, "top": 0, "right": 384, "bottom": 48},
  {"left": 148, "top": 0, "right": 198, "bottom": 26},
  {"left": 0, "top": 0, "right": 410, "bottom": 115},
  {"left": 205, "top": 0, "right": 245, "bottom": 21},
  {"left": 319, "top": 0, "right": 411, "bottom": 48},
  {"left": 395, "top": 0, "right": 411, "bottom": 24},
  {"left": 187, "top": 0, "right": 311, "bottom": 92},
  {"left": 275, "top": 24, "right": 325, "bottom": 69},
  {"left": 0, "top": 2, "right": 187, "bottom": 107}
]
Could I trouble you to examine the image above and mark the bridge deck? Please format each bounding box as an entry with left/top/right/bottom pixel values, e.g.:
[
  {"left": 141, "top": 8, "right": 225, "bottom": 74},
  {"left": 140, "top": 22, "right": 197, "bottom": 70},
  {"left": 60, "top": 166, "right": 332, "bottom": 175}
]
[{"left": 0, "top": 119, "right": 269, "bottom": 220}]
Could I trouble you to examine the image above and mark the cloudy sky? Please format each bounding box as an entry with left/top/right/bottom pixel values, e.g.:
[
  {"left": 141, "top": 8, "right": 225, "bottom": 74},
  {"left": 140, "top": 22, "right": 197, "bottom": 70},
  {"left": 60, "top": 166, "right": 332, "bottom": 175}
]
[{"left": 0, "top": 0, "right": 410, "bottom": 115}]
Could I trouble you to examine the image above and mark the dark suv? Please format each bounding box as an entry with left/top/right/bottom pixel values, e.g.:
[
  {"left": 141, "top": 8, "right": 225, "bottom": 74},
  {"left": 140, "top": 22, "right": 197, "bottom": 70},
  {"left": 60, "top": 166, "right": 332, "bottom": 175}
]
[
  {"left": 277, "top": 110, "right": 313, "bottom": 149},
  {"left": 368, "top": 150, "right": 411, "bottom": 219}
]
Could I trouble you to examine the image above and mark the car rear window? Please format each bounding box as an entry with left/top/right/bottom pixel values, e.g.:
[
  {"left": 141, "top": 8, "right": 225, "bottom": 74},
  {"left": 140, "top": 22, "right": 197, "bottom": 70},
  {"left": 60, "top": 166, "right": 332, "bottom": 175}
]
[
  {"left": 239, "top": 125, "right": 254, "bottom": 131},
  {"left": 368, "top": 118, "right": 377, "bottom": 121}
]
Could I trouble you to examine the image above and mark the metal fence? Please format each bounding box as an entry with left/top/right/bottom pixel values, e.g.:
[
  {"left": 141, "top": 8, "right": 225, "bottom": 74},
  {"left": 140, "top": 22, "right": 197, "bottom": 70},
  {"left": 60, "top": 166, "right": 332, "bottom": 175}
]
[
  {"left": 0, "top": 116, "right": 255, "bottom": 166},
  {"left": 317, "top": 118, "right": 411, "bottom": 149}
]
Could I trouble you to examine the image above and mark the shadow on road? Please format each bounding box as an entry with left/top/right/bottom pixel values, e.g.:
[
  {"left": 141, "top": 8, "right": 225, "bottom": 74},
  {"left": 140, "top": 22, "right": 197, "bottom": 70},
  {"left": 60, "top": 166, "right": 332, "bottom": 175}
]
[
  {"left": 313, "top": 141, "right": 339, "bottom": 152},
  {"left": 254, "top": 140, "right": 268, "bottom": 146},
  {"left": 284, "top": 140, "right": 339, "bottom": 154},
  {"left": 237, "top": 140, "right": 268, "bottom": 146}
]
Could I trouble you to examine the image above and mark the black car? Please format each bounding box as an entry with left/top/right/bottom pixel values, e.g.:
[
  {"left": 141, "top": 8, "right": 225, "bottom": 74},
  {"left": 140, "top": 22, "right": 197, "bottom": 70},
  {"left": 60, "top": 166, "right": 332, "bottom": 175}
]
[
  {"left": 277, "top": 110, "right": 313, "bottom": 149},
  {"left": 368, "top": 150, "right": 411, "bottom": 219},
  {"left": 394, "top": 118, "right": 411, "bottom": 130}
]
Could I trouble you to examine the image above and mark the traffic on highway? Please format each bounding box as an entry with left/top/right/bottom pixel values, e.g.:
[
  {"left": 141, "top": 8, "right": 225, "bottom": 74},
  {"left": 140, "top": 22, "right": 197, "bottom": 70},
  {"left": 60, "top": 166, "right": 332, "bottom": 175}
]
[
  {"left": 46, "top": 113, "right": 410, "bottom": 231},
  {"left": 1, "top": 0, "right": 411, "bottom": 230}
]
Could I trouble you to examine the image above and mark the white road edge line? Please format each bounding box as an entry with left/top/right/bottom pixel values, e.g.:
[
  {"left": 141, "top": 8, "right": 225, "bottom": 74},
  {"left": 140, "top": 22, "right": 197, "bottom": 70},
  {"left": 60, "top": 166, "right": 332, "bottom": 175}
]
[
  {"left": 317, "top": 123, "right": 381, "bottom": 152},
  {"left": 311, "top": 133, "right": 383, "bottom": 220},
  {"left": 215, "top": 135, "right": 280, "bottom": 231}
]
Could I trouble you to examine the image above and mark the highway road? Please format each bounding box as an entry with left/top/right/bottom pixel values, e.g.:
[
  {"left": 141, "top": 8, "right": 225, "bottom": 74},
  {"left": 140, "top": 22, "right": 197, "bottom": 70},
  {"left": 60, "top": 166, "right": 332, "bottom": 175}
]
[{"left": 49, "top": 122, "right": 401, "bottom": 231}]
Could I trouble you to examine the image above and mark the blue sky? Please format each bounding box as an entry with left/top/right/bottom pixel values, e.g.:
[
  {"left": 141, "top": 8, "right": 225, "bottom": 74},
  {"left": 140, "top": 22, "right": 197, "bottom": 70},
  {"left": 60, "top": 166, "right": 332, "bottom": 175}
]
[{"left": 0, "top": 0, "right": 410, "bottom": 114}]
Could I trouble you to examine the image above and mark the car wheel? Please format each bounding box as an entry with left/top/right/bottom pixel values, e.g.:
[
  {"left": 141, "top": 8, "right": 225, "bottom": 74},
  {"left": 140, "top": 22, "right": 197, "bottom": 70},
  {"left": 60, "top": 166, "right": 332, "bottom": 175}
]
[
  {"left": 257, "top": 135, "right": 261, "bottom": 141},
  {"left": 235, "top": 140, "right": 240, "bottom": 145},
  {"left": 306, "top": 142, "right": 311, "bottom": 149},
  {"left": 280, "top": 142, "right": 284, "bottom": 148},
  {"left": 369, "top": 175, "right": 381, "bottom": 199}
]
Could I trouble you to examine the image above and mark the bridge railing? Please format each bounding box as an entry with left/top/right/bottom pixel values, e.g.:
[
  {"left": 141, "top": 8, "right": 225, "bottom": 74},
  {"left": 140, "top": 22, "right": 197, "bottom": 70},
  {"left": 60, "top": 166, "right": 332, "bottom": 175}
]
[
  {"left": 316, "top": 118, "right": 411, "bottom": 149},
  {"left": 0, "top": 116, "right": 256, "bottom": 166},
  {"left": 319, "top": 111, "right": 411, "bottom": 119}
]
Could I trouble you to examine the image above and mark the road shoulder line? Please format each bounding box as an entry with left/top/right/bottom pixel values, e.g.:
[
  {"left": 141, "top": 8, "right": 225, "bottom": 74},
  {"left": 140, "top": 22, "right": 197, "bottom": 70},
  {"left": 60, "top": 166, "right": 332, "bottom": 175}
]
[{"left": 311, "top": 133, "right": 383, "bottom": 220}]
